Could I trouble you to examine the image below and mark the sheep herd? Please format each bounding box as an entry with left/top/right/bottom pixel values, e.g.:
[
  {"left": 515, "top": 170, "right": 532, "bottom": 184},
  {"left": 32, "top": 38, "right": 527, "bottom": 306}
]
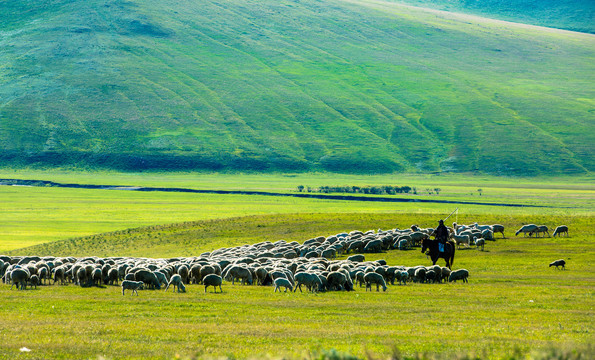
[{"left": 0, "top": 221, "right": 568, "bottom": 294}]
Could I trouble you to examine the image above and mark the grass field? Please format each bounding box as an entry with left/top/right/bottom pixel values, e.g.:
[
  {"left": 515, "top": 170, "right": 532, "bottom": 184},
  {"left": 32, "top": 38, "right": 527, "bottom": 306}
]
[
  {"left": 1, "top": 213, "right": 593, "bottom": 359},
  {"left": 1, "top": 170, "right": 593, "bottom": 253},
  {"left": 0, "top": 171, "right": 593, "bottom": 359}
]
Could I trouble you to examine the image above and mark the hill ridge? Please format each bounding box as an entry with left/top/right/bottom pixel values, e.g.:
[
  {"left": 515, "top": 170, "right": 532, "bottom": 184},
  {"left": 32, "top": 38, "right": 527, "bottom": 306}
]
[{"left": 1, "top": 0, "right": 593, "bottom": 175}]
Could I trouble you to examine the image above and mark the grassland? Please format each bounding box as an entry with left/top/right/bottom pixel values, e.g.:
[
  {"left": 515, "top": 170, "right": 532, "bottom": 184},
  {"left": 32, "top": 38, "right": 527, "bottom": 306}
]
[
  {"left": 2, "top": 213, "right": 594, "bottom": 359},
  {"left": 1, "top": 171, "right": 594, "bottom": 358},
  {"left": 1, "top": 170, "right": 593, "bottom": 253},
  {"left": 1, "top": 0, "right": 594, "bottom": 174}
]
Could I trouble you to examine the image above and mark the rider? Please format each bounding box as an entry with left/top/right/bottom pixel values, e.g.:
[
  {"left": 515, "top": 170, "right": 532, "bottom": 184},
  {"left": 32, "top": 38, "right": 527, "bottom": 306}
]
[{"left": 435, "top": 219, "right": 449, "bottom": 253}]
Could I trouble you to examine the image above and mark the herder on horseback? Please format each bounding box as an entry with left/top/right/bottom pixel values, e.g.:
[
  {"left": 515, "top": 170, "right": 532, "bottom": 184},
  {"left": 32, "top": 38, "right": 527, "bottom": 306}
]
[
  {"left": 435, "top": 219, "right": 449, "bottom": 253},
  {"left": 421, "top": 209, "right": 457, "bottom": 269}
]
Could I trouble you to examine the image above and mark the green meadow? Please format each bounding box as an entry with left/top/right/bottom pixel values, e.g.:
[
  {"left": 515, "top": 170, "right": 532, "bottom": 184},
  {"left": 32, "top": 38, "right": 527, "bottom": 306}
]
[
  {"left": 1, "top": 170, "right": 593, "bottom": 252},
  {"left": 1, "top": 171, "right": 594, "bottom": 359},
  {"left": 1, "top": 213, "right": 593, "bottom": 359}
]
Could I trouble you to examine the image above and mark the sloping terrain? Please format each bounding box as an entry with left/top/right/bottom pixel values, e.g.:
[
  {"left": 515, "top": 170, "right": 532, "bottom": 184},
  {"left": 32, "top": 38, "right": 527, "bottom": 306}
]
[
  {"left": 1, "top": 0, "right": 593, "bottom": 174},
  {"left": 395, "top": 0, "right": 595, "bottom": 33}
]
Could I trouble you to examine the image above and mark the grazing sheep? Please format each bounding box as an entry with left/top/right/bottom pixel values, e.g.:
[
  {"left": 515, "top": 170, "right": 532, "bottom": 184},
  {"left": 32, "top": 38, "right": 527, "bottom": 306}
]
[
  {"left": 177, "top": 265, "right": 189, "bottom": 284},
  {"left": 223, "top": 265, "right": 253, "bottom": 285},
  {"left": 293, "top": 272, "right": 322, "bottom": 293},
  {"left": 134, "top": 270, "right": 162, "bottom": 290},
  {"left": 451, "top": 234, "right": 470, "bottom": 249},
  {"left": 491, "top": 224, "right": 505, "bottom": 238},
  {"left": 440, "top": 267, "right": 451, "bottom": 283},
  {"left": 106, "top": 268, "right": 119, "bottom": 285},
  {"left": 396, "top": 239, "right": 409, "bottom": 250},
  {"left": 153, "top": 271, "right": 168, "bottom": 287},
  {"left": 516, "top": 224, "right": 538, "bottom": 237},
  {"left": 274, "top": 277, "right": 294, "bottom": 292},
  {"left": 91, "top": 268, "right": 103, "bottom": 286},
  {"left": 414, "top": 267, "right": 426, "bottom": 283},
  {"left": 77, "top": 267, "right": 88, "bottom": 287},
  {"left": 203, "top": 274, "right": 223, "bottom": 293},
  {"left": 396, "top": 271, "right": 408, "bottom": 285},
  {"left": 347, "top": 254, "right": 365, "bottom": 262},
  {"left": 481, "top": 229, "right": 494, "bottom": 241},
  {"left": 552, "top": 225, "right": 569, "bottom": 237},
  {"left": 363, "top": 239, "right": 383, "bottom": 253},
  {"left": 29, "top": 274, "right": 39, "bottom": 289},
  {"left": 448, "top": 269, "right": 469, "bottom": 283},
  {"left": 326, "top": 271, "right": 350, "bottom": 291},
  {"left": 37, "top": 267, "right": 48, "bottom": 285},
  {"left": 53, "top": 266, "right": 66, "bottom": 285},
  {"left": 364, "top": 272, "right": 387, "bottom": 292},
  {"left": 164, "top": 274, "right": 186, "bottom": 293},
  {"left": 425, "top": 270, "right": 438, "bottom": 284},
  {"left": 530, "top": 225, "right": 549, "bottom": 237},
  {"left": 549, "top": 259, "right": 566, "bottom": 270},
  {"left": 121, "top": 280, "right": 144, "bottom": 295},
  {"left": 475, "top": 238, "right": 485, "bottom": 251}
]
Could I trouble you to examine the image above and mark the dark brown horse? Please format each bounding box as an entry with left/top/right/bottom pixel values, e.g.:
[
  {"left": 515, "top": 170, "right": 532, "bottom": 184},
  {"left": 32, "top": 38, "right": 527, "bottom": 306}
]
[{"left": 421, "top": 238, "right": 455, "bottom": 269}]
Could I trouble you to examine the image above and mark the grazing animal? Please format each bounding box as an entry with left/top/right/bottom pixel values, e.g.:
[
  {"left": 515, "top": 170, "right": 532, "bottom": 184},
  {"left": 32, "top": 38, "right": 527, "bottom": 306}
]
[
  {"left": 552, "top": 225, "right": 569, "bottom": 237},
  {"left": 448, "top": 269, "right": 469, "bottom": 283},
  {"left": 121, "top": 280, "right": 144, "bottom": 295},
  {"left": 364, "top": 272, "right": 387, "bottom": 292},
  {"left": 164, "top": 274, "right": 186, "bottom": 293},
  {"left": 293, "top": 272, "right": 322, "bottom": 293},
  {"left": 515, "top": 224, "right": 538, "bottom": 237},
  {"left": 421, "top": 238, "right": 455, "bottom": 269},
  {"left": 549, "top": 259, "right": 566, "bottom": 270},
  {"left": 491, "top": 224, "right": 505, "bottom": 238},
  {"left": 475, "top": 238, "right": 485, "bottom": 251},
  {"left": 203, "top": 274, "right": 223, "bottom": 293},
  {"left": 273, "top": 277, "right": 293, "bottom": 292},
  {"left": 530, "top": 225, "right": 549, "bottom": 237}
]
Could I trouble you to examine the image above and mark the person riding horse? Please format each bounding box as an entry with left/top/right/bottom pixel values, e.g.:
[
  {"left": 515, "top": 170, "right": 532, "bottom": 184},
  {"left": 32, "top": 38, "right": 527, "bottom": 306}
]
[{"left": 435, "top": 219, "right": 449, "bottom": 253}]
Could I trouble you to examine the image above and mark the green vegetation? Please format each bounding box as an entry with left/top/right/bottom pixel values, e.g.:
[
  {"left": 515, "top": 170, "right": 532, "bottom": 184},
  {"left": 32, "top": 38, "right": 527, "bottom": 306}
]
[
  {"left": 1, "top": 0, "right": 593, "bottom": 175},
  {"left": 1, "top": 170, "right": 593, "bottom": 252},
  {"left": 2, "top": 213, "right": 594, "bottom": 359},
  {"left": 395, "top": 0, "right": 595, "bottom": 34}
]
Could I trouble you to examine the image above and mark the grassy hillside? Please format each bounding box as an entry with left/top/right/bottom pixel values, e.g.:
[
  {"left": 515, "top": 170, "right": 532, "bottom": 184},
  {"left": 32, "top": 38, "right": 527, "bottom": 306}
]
[
  {"left": 396, "top": 0, "right": 595, "bottom": 34},
  {"left": 1, "top": 0, "right": 594, "bottom": 174}
]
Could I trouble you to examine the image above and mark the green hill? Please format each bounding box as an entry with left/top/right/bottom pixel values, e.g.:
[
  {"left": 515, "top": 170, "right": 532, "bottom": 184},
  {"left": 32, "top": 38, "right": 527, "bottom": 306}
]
[
  {"left": 1, "top": 0, "right": 593, "bottom": 175},
  {"left": 395, "top": 0, "right": 595, "bottom": 34}
]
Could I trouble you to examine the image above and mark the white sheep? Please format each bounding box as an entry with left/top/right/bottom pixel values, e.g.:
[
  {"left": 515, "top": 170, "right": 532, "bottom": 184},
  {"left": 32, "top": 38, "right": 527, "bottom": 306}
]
[
  {"left": 549, "top": 259, "right": 566, "bottom": 270},
  {"left": 475, "top": 238, "right": 485, "bottom": 251},
  {"left": 552, "top": 225, "right": 569, "bottom": 237},
  {"left": 364, "top": 272, "right": 387, "bottom": 291},
  {"left": 448, "top": 269, "right": 469, "bottom": 283},
  {"left": 164, "top": 274, "right": 186, "bottom": 293},
  {"left": 121, "top": 280, "right": 144, "bottom": 295},
  {"left": 273, "top": 277, "right": 294, "bottom": 292},
  {"left": 516, "top": 224, "right": 538, "bottom": 237},
  {"left": 451, "top": 234, "right": 470, "bottom": 249},
  {"left": 203, "top": 274, "right": 223, "bottom": 293}
]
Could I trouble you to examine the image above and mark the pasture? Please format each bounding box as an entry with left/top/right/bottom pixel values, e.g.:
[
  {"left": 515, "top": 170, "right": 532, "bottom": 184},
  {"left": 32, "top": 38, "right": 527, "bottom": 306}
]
[{"left": 1, "top": 171, "right": 594, "bottom": 359}]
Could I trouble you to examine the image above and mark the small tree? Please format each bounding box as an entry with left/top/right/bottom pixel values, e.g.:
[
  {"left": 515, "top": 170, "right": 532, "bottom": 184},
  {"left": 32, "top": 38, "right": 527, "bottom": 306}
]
[
  {"left": 477, "top": 188, "right": 483, "bottom": 196},
  {"left": 297, "top": 185, "right": 304, "bottom": 192},
  {"left": 434, "top": 188, "right": 441, "bottom": 195}
]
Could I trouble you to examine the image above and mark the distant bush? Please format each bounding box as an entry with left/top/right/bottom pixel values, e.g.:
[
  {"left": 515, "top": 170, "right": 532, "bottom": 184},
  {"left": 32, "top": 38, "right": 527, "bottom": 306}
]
[{"left": 299, "top": 185, "right": 414, "bottom": 195}]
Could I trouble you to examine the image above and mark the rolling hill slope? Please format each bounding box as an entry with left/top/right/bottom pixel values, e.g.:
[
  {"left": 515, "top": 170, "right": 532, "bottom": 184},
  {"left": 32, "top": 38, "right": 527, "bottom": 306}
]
[
  {"left": 1, "top": 0, "right": 594, "bottom": 175},
  {"left": 395, "top": 0, "right": 595, "bottom": 34}
]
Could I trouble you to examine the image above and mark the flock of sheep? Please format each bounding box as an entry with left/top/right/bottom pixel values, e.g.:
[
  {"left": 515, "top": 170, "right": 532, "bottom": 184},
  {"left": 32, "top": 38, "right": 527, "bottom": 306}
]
[{"left": 0, "top": 221, "right": 567, "bottom": 294}]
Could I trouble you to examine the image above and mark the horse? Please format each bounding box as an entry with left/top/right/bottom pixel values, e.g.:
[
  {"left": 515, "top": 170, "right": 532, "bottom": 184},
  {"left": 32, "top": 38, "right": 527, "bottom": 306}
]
[{"left": 421, "top": 238, "right": 455, "bottom": 269}]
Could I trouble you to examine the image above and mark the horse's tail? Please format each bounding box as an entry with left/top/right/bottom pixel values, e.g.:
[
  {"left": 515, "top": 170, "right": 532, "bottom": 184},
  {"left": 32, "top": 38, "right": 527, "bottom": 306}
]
[{"left": 449, "top": 241, "right": 455, "bottom": 269}]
